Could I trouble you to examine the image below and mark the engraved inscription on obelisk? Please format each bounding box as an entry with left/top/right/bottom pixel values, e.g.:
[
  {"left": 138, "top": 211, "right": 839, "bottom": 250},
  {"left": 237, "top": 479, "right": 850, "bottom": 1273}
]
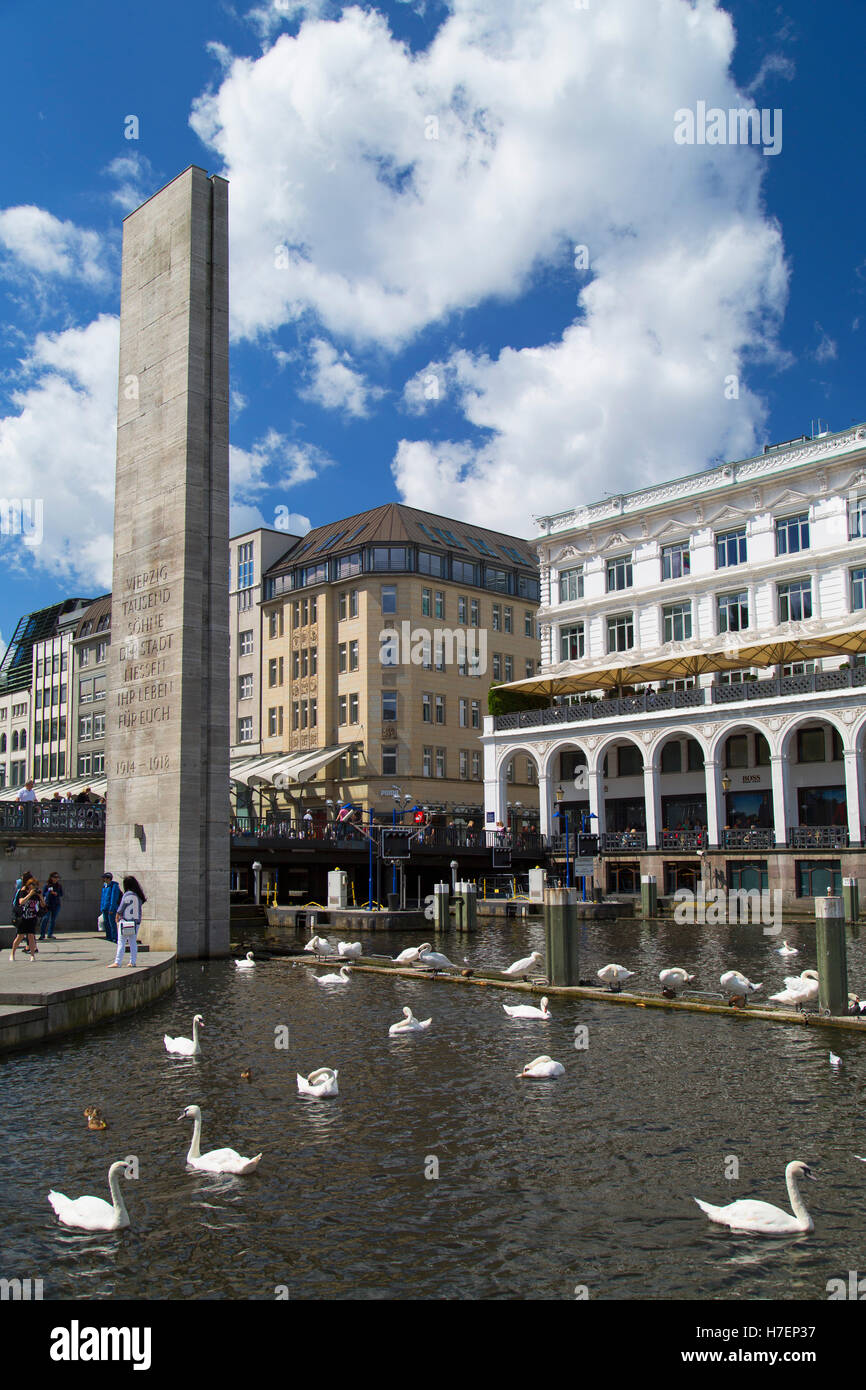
[{"left": 104, "top": 166, "right": 230, "bottom": 959}]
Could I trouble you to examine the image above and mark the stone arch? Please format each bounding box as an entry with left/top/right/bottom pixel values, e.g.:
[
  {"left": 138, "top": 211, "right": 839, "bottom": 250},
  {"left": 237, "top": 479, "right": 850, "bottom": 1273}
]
[
  {"left": 541, "top": 737, "right": 592, "bottom": 781},
  {"left": 648, "top": 726, "right": 711, "bottom": 774},
  {"left": 779, "top": 709, "right": 851, "bottom": 760},
  {"left": 589, "top": 730, "right": 647, "bottom": 777},
  {"left": 494, "top": 743, "right": 542, "bottom": 779},
  {"left": 708, "top": 718, "right": 776, "bottom": 764}
]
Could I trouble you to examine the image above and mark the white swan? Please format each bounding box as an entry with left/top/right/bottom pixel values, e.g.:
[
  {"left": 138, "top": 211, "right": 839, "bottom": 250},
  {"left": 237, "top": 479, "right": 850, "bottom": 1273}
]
[
  {"left": 297, "top": 1067, "right": 339, "bottom": 1098},
  {"left": 164, "top": 1014, "right": 204, "bottom": 1056},
  {"left": 393, "top": 945, "right": 423, "bottom": 963},
  {"left": 389, "top": 1006, "right": 432, "bottom": 1035},
  {"left": 337, "top": 941, "right": 362, "bottom": 958},
  {"left": 659, "top": 967, "right": 696, "bottom": 996},
  {"left": 503, "top": 951, "right": 544, "bottom": 977},
  {"left": 416, "top": 943, "right": 455, "bottom": 969},
  {"left": 777, "top": 940, "right": 799, "bottom": 957},
  {"left": 178, "top": 1105, "right": 262, "bottom": 1174},
  {"left": 517, "top": 1055, "right": 564, "bottom": 1079},
  {"left": 770, "top": 970, "right": 819, "bottom": 1009},
  {"left": 304, "top": 934, "right": 331, "bottom": 958},
  {"left": 503, "top": 996, "right": 551, "bottom": 1019},
  {"left": 315, "top": 966, "right": 352, "bottom": 985},
  {"left": 830, "top": 1051, "right": 842, "bottom": 1068},
  {"left": 694, "top": 1160, "right": 816, "bottom": 1236},
  {"left": 48, "top": 1161, "right": 131, "bottom": 1231},
  {"left": 597, "top": 964, "right": 636, "bottom": 991},
  {"left": 235, "top": 951, "right": 255, "bottom": 970},
  {"left": 720, "top": 971, "right": 762, "bottom": 1002}
]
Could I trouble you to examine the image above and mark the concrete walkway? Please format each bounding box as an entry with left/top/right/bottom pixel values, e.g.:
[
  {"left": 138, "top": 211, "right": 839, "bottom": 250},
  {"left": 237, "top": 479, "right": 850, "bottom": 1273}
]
[{"left": 0, "top": 933, "right": 176, "bottom": 1052}]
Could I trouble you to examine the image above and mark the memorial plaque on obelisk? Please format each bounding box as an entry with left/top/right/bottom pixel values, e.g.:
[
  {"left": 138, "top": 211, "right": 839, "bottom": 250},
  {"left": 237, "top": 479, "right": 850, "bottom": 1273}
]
[{"left": 105, "top": 167, "right": 230, "bottom": 958}]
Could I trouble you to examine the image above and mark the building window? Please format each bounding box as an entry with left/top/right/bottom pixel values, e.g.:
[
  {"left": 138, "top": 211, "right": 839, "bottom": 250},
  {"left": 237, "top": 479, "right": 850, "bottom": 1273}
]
[
  {"left": 380, "top": 627, "right": 398, "bottom": 666},
  {"left": 422, "top": 693, "right": 432, "bottom": 723},
  {"left": 338, "top": 696, "right": 347, "bottom": 725},
  {"left": 459, "top": 750, "right": 469, "bottom": 780},
  {"left": 492, "top": 604, "right": 501, "bottom": 631},
  {"left": 435, "top": 591, "right": 445, "bottom": 619},
  {"left": 663, "top": 602, "right": 692, "bottom": 643},
  {"left": 484, "top": 566, "right": 509, "bottom": 593},
  {"left": 423, "top": 747, "right": 432, "bottom": 777},
  {"left": 340, "top": 746, "right": 359, "bottom": 777},
  {"left": 728, "top": 861, "right": 769, "bottom": 892},
  {"left": 435, "top": 695, "right": 445, "bottom": 724},
  {"left": 559, "top": 567, "right": 584, "bottom": 602},
  {"left": 95, "top": 641, "right": 107, "bottom": 664},
  {"left": 524, "top": 610, "right": 532, "bottom": 637},
  {"left": 237, "top": 588, "right": 254, "bottom": 611},
  {"left": 240, "top": 629, "right": 255, "bottom": 655},
  {"left": 778, "top": 579, "right": 812, "bottom": 624},
  {"left": 338, "top": 643, "right": 347, "bottom": 674},
  {"left": 382, "top": 690, "right": 398, "bottom": 723},
  {"left": 660, "top": 741, "right": 681, "bottom": 774},
  {"left": 560, "top": 624, "right": 585, "bottom": 661},
  {"left": 504, "top": 656, "right": 513, "bottom": 681},
  {"left": 471, "top": 700, "right": 480, "bottom": 729},
  {"left": 717, "top": 591, "right": 749, "bottom": 634},
  {"left": 238, "top": 717, "right": 253, "bottom": 743},
  {"left": 422, "top": 588, "right": 431, "bottom": 617},
  {"left": 418, "top": 550, "right": 444, "bottom": 576},
  {"left": 459, "top": 698, "right": 468, "bottom": 727},
  {"left": 268, "top": 707, "right": 284, "bottom": 737},
  {"left": 849, "top": 497, "right": 866, "bottom": 539},
  {"left": 725, "top": 735, "right": 749, "bottom": 768},
  {"left": 452, "top": 559, "right": 478, "bottom": 585},
  {"left": 78, "top": 753, "right": 92, "bottom": 777},
  {"left": 797, "top": 727, "right": 826, "bottom": 763},
  {"left": 435, "top": 748, "right": 446, "bottom": 778},
  {"left": 506, "top": 760, "right": 515, "bottom": 784},
  {"left": 776, "top": 513, "right": 809, "bottom": 556},
  {"left": 606, "top": 555, "right": 633, "bottom": 592},
  {"left": 268, "top": 657, "right": 284, "bottom": 687},
  {"left": 90, "top": 752, "right": 102, "bottom": 775},
  {"left": 687, "top": 738, "right": 704, "bottom": 771},
  {"left": 371, "top": 546, "right": 409, "bottom": 571},
  {"left": 617, "top": 744, "right": 643, "bottom": 777},
  {"left": 661, "top": 543, "right": 690, "bottom": 581},
  {"left": 381, "top": 585, "right": 397, "bottom": 614},
  {"left": 292, "top": 702, "right": 300, "bottom": 730},
  {"left": 503, "top": 606, "right": 513, "bottom": 633},
  {"left": 716, "top": 528, "right": 747, "bottom": 568},
  {"left": 796, "top": 860, "right": 842, "bottom": 897},
  {"left": 382, "top": 745, "right": 398, "bottom": 776},
  {"left": 471, "top": 751, "right": 481, "bottom": 779},
  {"left": 607, "top": 613, "right": 634, "bottom": 653},
  {"left": 470, "top": 599, "right": 479, "bottom": 627},
  {"left": 349, "top": 640, "right": 359, "bottom": 671},
  {"left": 239, "top": 673, "right": 254, "bottom": 700},
  {"left": 79, "top": 715, "right": 93, "bottom": 742},
  {"left": 267, "top": 611, "right": 282, "bottom": 640},
  {"left": 349, "top": 693, "right": 359, "bottom": 724},
  {"left": 525, "top": 659, "right": 534, "bottom": 678},
  {"left": 852, "top": 567, "right": 866, "bottom": 611},
  {"left": 492, "top": 654, "right": 502, "bottom": 680},
  {"left": 458, "top": 596, "right": 467, "bottom": 625},
  {"left": 335, "top": 551, "right": 362, "bottom": 579},
  {"left": 237, "top": 542, "right": 254, "bottom": 590}
]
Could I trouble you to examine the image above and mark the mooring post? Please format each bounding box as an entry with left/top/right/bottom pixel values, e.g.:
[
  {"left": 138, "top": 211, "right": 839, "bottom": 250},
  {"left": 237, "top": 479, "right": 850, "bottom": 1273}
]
[
  {"left": 434, "top": 882, "right": 449, "bottom": 933},
  {"left": 641, "top": 874, "right": 657, "bottom": 918},
  {"left": 843, "top": 877, "right": 860, "bottom": 924},
  {"left": 544, "top": 886, "right": 579, "bottom": 986},
  {"left": 463, "top": 880, "right": 477, "bottom": 933},
  {"left": 815, "top": 891, "right": 848, "bottom": 1016}
]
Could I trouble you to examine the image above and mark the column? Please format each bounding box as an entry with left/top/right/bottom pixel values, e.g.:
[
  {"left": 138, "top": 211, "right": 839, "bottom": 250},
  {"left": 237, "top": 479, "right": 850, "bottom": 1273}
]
[
  {"left": 703, "top": 758, "right": 723, "bottom": 849},
  {"left": 770, "top": 755, "right": 788, "bottom": 848},
  {"left": 537, "top": 769, "right": 553, "bottom": 839},
  {"left": 588, "top": 764, "right": 605, "bottom": 841},
  {"left": 844, "top": 748, "right": 863, "bottom": 848},
  {"left": 643, "top": 761, "right": 661, "bottom": 850}
]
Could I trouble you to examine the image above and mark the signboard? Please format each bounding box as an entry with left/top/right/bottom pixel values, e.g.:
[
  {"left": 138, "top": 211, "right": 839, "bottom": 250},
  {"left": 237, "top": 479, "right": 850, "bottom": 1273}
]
[
  {"left": 572, "top": 857, "right": 595, "bottom": 877},
  {"left": 380, "top": 828, "right": 414, "bottom": 859}
]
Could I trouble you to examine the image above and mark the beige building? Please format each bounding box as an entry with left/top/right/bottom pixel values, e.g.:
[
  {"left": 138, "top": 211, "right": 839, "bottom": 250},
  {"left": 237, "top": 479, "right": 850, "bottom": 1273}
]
[{"left": 232, "top": 503, "right": 541, "bottom": 826}]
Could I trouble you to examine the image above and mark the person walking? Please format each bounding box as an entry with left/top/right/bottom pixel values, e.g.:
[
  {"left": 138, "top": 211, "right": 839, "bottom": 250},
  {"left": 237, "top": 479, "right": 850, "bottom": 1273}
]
[
  {"left": 108, "top": 877, "right": 146, "bottom": 968},
  {"left": 39, "top": 872, "right": 63, "bottom": 940},
  {"left": 100, "top": 873, "right": 121, "bottom": 942},
  {"left": 10, "top": 874, "right": 42, "bottom": 962}
]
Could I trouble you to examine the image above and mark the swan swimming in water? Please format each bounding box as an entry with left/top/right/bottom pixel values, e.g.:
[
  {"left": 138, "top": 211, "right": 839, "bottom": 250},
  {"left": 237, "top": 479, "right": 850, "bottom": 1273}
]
[
  {"left": 770, "top": 970, "right": 819, "bottom": 1009},
  {"left": 389, "top": 1006, "right": 432, "bottom": 1035},
  {"left": 235, "top": 952, "right": 256, "bottom": 970},
  {"left": 597, "top": 964, "right": 636, "bottom": 991},
  {"left": 503, "top": 951, "right": 544, "bottom": 977},
  {"left": 315, "top": 966, "right": 352, "bottom": 985},
  {"left": 777, "top": 940, "right": 799, "bottom": 957},
  {"left": 517, "top": 1055, "right": 564, "bottom": 1079},
  {"left": 659, "top": 967, "right": 696, "bottom": 997},
  {"left": 337, "top": 941, "right": 362, "bottom": 958},
  {"left": 304, "top": 935, "right": 331, "bottom": 958},
  {"left": 297, "top": 1067, "right": 339, "bottom": 1098},
  {"left": 416, "top": 944, "right": 455, "bottom": 969},
  {"left": 503, "top": 996, "right": 551, "bottom": 1019},
  {"left": 178, "top": 1105, "right": 262, "bottom": 1174},
  {"left": 694, "top": 1160, "right": 816, "bottom": 1236},
  {"left": 830, "top": 1051, "right": 842, "bottom": 1068},
  {"left": 48, "top": 1161, "right": 132, "bottom": 1231},
  {"left": 164, "top": 1014, "right": 204, "bottom": 1056}
]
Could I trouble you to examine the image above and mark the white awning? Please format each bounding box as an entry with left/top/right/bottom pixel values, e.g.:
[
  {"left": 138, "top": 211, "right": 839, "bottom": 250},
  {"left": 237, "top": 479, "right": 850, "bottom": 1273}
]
[
  {"left": 231, "top": 743, "right": 359, "bottom": 790},
  {"left": 0, "top": 775, "right": 106, "bottom": 803}
]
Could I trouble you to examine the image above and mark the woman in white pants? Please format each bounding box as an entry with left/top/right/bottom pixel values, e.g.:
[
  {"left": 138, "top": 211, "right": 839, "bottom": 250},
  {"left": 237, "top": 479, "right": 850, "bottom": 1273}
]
[{"left": 108, "top": 875, "right": 147, "bottom": 967}]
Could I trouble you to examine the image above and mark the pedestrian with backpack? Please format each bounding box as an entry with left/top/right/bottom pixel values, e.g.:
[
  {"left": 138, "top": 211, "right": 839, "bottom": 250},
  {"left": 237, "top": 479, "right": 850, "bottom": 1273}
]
[{"left": 108, "top": 876, "right": 146, "bottom": 968}]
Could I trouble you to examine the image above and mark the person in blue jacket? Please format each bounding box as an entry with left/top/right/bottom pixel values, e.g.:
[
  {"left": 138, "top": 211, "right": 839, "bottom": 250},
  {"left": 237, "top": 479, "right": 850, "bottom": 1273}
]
[{"left": 100, "top": 873, "right": 122, "bottom": 942}]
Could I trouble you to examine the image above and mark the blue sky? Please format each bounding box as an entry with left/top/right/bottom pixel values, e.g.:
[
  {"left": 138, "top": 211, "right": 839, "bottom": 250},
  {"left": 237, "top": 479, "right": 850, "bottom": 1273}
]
[{"left": 0, "top": 0, "right": 863, "bottom": 648}]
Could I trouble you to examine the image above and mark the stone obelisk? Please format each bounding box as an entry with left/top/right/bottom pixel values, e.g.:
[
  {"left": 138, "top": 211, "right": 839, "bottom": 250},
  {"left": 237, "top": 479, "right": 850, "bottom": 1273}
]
[{"left": 104, "top": 167, "right": 230, "bottom": 958}]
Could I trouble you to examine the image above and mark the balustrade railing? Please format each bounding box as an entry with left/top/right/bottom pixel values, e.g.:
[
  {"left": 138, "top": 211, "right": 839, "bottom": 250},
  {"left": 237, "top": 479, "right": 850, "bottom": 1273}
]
[
  {"left": 723, "top": 827, "right": 776, "bottom": 849},
  {"left": 599, "top": 831, "right": 647, "bottom": 852},
  {"left": 0, "top": 802, "right": 106, "bottom": 833},
  {"left": 787, "top": 826, "right": 849, "bottom": 850}
]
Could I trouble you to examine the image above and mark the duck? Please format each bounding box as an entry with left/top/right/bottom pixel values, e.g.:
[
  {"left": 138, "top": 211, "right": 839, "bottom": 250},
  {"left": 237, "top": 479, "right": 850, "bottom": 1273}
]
[
  {"left": 164, "top": 1014, "right": 204, "bottom": 1056},
  {"left": 416, "top": 944, "right": 455, "bottom": 970},
  {"left": 770, "top": 970, "right": 819, "bottom": 1010},
  {"left": 389, "top": 1006, "right": 432, "bottom": 1035},
  {"left": 240, "top": 1068, "right": 252, "bottom": 1083},
  {"left": 503, "top": 996, "right": 551, "bottom": 1019},
  {"left": 694, "top": 1160, "right": 816, "bottom": 1236},
  {"left": 777, "top": 940, "right": 799, "bottom": 957},
  {"left": 393, "top": 945, "right": 424, "bottom": 963},
  {"left": 517, "top": 1055, "right": 565, "bottom": 1079},
  {"left": 304, "top": 935, "right": 331, "bottom": 958},
  {"left": 503, "top": 951, "right": 544, "bottom": 977},
  {"left": 84, "top": 1106, "right": 108, "bottom": 1131},
  {"left": 48, "top": 1161, "right": 132, "bottom": 1231},
  {"left": 719, "top": 971, "right": 762, "bottom": 1006},
  {"left": 297, "top": 1067, "right": 339, "bottom": 1098},
  {"left": 178, "top": 1105, "right": 262, "bottom": 1174},
  {"left": 659, "top": 967, "right": 696, "bottom": 998},
  {"left": 235, "top": 951, "right": 256, "bottom": 970},
  {"left": 337, "top": 941, "right": 362, "bottom": 958},
  {"left": 315, "top": 966, "right": 352, "bottom": 985},
  {"left": 597, "top": 964, "right": 636, "bottom": 992}
]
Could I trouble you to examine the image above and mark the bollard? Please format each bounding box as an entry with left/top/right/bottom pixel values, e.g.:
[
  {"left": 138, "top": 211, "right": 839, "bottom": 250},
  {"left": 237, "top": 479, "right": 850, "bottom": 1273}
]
[
  {"left": 455, "top": 880, "right": 477, "bottom": 933},
  {"left": 641, "top": 874, "right": 657, "bottom": 918},
  {"left": 544, "top": 886, "right": 579, "bottom": 986},
  {"left": 528, "top": 867, "right": 545, "bottom": 904},
  {"left": 843, "top": 877, "right": 860, "bottom": 924},
  {"left": 815, "top": 892, "right": 848, "bottom": 1016},
  {"left": 434, "top": 882, "right": 450, "bottom": 933}
]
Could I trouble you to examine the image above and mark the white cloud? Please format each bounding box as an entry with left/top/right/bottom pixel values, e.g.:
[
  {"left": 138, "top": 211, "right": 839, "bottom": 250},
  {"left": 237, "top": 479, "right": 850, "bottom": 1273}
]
[
  {"left": 103, "top": 153, "right": 157, "bottom": 213},
  {"left": 0, "top": 206, "right": 111, "bottom": 287},
  {"left": 0, "top": 315, "right": 119, "bottom": 585},
  {"left": 813, "top": 323, "right": 837, "bottom": 364},
  {"left": 300, "top": 337, "right": 382, "bottom": 416},
  {"left": 231, "top": 429, "right": 335, "bottom": 505},
  {"left": 245, "top": 0, "right": 331, "bottom": 41}
]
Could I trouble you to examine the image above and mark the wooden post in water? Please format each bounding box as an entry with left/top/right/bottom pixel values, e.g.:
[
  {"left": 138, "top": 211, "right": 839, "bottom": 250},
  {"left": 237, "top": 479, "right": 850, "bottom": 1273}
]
[
  {"left": 456, "top": 881, "right": 477, "bottom": 933},
  {"left": 816, "top": 891, "right": 848, "bottom": 1015},
  {"left": 434, "top": 882, "right": 449, "bottom": 934},
  {"left": 843, "top": 876, "right": 860, "bottom": 924},
  {"left": 641, "top": 874, "right": 657, "bottom": 918},
  {"left": 544, "top": 886, "right": 579, "bottom": 986}
]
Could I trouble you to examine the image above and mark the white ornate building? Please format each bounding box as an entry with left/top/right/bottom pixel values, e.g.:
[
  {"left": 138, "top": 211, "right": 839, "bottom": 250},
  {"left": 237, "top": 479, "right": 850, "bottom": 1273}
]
[{"left": 484, "top": 424, "right": 866, "bottom": 902}]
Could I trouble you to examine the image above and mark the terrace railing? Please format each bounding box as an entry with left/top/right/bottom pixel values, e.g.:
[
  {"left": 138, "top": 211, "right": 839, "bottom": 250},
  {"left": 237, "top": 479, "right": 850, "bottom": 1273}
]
[{"left": 0, "top": 802, "right": 106, "bottom": 833}]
